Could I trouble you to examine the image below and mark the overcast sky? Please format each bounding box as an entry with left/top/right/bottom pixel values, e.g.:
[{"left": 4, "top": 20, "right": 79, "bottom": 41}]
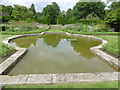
[{"left": 1, "top": 0, "right": 117, "bottom": 12}]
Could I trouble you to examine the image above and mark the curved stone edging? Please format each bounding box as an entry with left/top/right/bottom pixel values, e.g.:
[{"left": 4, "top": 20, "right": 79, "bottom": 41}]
[
  {"left": 0, "top": 32, "right": 119, "bottom": 75},
  {"left": 0, "top": 33, "right": 45, "bottom": 75},
  {"left": 65, "top": 32, "right": 119, "bottom": 70},
  {"left": 0, "top": 32, "right": 119, "bottom": 85}
]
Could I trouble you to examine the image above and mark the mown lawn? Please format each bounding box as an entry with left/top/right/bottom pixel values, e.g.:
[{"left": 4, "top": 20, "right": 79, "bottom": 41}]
[
  {"left": 4, "top": 81, "right": 118, "bottom": 89},
  {"left": 47, "top": 29, "right": 63, "bottom": 32},
  {"left": 95, "top": 35, "right": 119, "bottom": 57}
]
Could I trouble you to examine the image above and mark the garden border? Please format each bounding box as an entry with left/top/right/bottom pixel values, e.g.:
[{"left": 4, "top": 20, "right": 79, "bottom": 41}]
[{"left": 0, "top": 32, "right": 119, "bottom": 85}]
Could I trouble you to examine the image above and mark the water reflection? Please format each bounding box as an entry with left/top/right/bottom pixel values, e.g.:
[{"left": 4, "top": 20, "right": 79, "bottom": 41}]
[
  {"left": 9, "top": 33, "right": 115, "bottom": 74},
  {"left": 43, "top": 34, "right": 61, "bottom": 47}
]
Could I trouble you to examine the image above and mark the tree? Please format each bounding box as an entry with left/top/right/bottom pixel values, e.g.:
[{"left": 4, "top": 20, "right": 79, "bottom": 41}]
[
  {"left": 29, "top": 4, "right": 36, "bottom": 19},
  {"left": 2, "top": 5, "right": 13, "bottom": 15},
  {"left": 73, "top": 2, "right": 105, "bottom": 19},
  {"left": 105, "top": 8, "right": 120, "bottom": 32},
  {"left": 1, "top": 5, "right": 13, "bottom": 22},
  {"left": 65, "top": 9, "right": 74, "bottom": 19},
  {"left": 42, "top": 2, "right": 60, "bottom": 24},
  {"left": 11, "top": 5, "right": 33, "bottom": 20},
  {"left": 57, "top": 11, "right": 66, "bottom": 25},
  {"left": 108, "top": 1, "right": 120, "bottom": 10}
]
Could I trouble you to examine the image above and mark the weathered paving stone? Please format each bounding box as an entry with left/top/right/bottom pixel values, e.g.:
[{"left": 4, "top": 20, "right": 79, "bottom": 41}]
[
  {"left": 0, "top": 61, "right": 14, "bottom": 73},
  {"left": 82, "top": 72, "right": 117, "bottom": 82},
  {"left": 0, "top": 72, "right": 118, "bottom": 85},
  {"left": 0, "top": 75, "right": 28, "bottom": 85},
  {"left": 10, "top": 75, "right": 28, "bottom": 84},
  {"left": 26, "top": 74, "right": 52, "bottom": 84},
  {"left": 0, "top": 75, "right": 13, "bottom": 85},
  {"left": 52, "top": 74, "right": 67, "bottom": 83},
  {"left": 66, "top": 73, "right": 85, "bottom": 83},
  {"left": 100, "top": 72, "right": 117, "bottom": 81}
]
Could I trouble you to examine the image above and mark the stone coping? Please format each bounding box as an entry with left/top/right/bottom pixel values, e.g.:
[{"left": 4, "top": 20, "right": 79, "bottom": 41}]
[
  {"left": 0, "top": 32, "right": 119, "bottom": 85},
  {"left": 65, "top": 32, "right": 119, "bottom": 70},
  {"left": 0, "top": 72, "right": 119, "bottom": 85}
]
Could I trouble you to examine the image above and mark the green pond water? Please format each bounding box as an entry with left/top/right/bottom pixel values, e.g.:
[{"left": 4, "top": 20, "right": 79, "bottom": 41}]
[{"left": 9, "top": 33, "right": 115, "bottom": 75}]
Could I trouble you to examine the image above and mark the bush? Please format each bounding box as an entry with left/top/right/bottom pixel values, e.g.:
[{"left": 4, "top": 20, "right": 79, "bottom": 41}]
[
  {"left": 4, "top": 20, "right": 39, "bottom": 32},
  {"left": 0, "top": 43, "right": 15, "bottom": 57},
  {"left": 60, "top": 22, "right": 110, "bottom": 32}
]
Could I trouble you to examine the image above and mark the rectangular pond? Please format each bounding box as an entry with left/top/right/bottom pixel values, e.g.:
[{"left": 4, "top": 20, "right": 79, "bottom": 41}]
[{"left": 9, "top": 33, "right": 116, "bottom": 75}]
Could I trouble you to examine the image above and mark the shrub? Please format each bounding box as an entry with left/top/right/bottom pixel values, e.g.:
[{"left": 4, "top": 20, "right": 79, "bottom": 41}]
[{"left": 0, "top": 43, "right": 15, "bottom": 57}]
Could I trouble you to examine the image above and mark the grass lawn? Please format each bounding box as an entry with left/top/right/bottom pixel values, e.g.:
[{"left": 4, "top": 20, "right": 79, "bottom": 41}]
[
  {"left": 47, "top": 29, "right": 63, "bottom": 32},
  {"left": 95, "top": 35, "right": 119, "bottom": 57},
  {"left": 0, "top": 35, "right": 15, "bottom": 58},
  {"left": 4, "top": 81, "right": 118, "bottom": 88},
  {"left": 0, "top": 28, "right": 47, "bottom": 35}
]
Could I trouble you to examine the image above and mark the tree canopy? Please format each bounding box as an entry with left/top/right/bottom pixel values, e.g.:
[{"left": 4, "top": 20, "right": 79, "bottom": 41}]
[
  {"left": 73, "top": 2, "right": 105, "bottom": 19},
  {"left": 42, "top": 2, "right": 60, "bottom": 24},
  {"left": 11, "top": 5, "right": 33, "bottom": 20},
  {"left": 105, "top": 1, "right": 120, "bottom": 32}
]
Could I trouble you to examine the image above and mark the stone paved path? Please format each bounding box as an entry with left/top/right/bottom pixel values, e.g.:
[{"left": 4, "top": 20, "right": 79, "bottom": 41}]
[{"left": 0, "top": 72, "right": 118, "bottom": 85}]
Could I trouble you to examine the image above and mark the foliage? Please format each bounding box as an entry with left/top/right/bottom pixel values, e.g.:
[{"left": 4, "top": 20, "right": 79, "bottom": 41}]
[
  {"left": 0, "top": 43, "right": 15, "bottom": 57},
  {"left": 29, "top": 4, "right": 36, "bottom": 19},
  {"left": 57, "top": 11, "right": 66, "bottom": 25},
  {"left": 0, "top": 20, "right": 40, "bottom": 32},
  {"left": 42, "top": 2, "right": 60, "bottom": 24},
  {"left": 1, "top": 5, "right": 13, "bottom": 15},
  {"left": 95, "top": 35, "right": 119, "bottom": 57},
  {"left": 0, "top": 28, "right": 48, "bottom": 35},
  {"left": 108, "top": 1, "right": 120, "bottom": 10},
  {"left": 73, "top": 2, "right": 105, "bottom": 19},
  {"left": 60, "top": 22, "right": 110, "bottom": 32},
  {"left": 11, "top": 5, "right": 33, "bottom": 20},
  {"left": 105, "top": 8, "right": 120, "bottom": 32}
]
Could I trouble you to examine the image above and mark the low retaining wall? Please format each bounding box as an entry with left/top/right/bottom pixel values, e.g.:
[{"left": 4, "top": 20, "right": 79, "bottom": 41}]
[{"left": 0, "top": 32, "right": 119, "bottom": 85}]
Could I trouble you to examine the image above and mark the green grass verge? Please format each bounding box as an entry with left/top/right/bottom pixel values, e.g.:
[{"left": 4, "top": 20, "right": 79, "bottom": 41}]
[
  {"left": 47, "top": 29, "right": 63, "bottom": 32},
  {"left": 0, "top": 28, "right": 48, "bottom": 35},
  {"left": 0, "top": 35, "right": 15, "bottom": 57},
  {"left": 95, "top": 35, "right": 119, "bottom": 57},
  {"left": 1, "top": 28, "right": 119, "bottom": 35},
  {"left": 4, "top": 81, "right": 118, "bottom": 88},
  {"left": 61, "top": 29, "right": 119, "bottom": 35}
]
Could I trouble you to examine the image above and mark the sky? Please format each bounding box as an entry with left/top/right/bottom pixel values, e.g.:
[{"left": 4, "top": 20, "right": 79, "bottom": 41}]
[
  {"left": 0, "top": 0, "right": 118, "bottom": 12},
  {"left": 1, "top": 0, "right": 79, "bottom": 12}
]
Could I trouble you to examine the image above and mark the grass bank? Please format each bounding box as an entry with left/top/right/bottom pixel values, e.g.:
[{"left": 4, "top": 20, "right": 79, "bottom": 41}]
[
  {"left": 4, "top": 81, "right": 118, "bottom": 88},
  {"left": 0, "top": 28, "right": 48, "bottom": 35},
  {"left": 95, "top": 35, "right": 119, "bottom": 57},
  {"left": 0, "top": 35, "right": 15, "bottom": 61}
]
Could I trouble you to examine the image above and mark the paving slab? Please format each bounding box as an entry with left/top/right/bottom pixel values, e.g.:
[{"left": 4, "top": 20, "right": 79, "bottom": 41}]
[
  {"left": 0, "top": 72, "right": 118, "bottom": 85},
  {"left": 0, "top": 75, "right": 28, "bottom": 85},
  {"left": 26, "top": 74, "right": 52, "bottom": 84}
]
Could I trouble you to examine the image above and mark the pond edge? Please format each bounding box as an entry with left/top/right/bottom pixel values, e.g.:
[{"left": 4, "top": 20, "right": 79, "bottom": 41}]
[{"left": 0, "top": 32, "right": 119, "bottom": 85}]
